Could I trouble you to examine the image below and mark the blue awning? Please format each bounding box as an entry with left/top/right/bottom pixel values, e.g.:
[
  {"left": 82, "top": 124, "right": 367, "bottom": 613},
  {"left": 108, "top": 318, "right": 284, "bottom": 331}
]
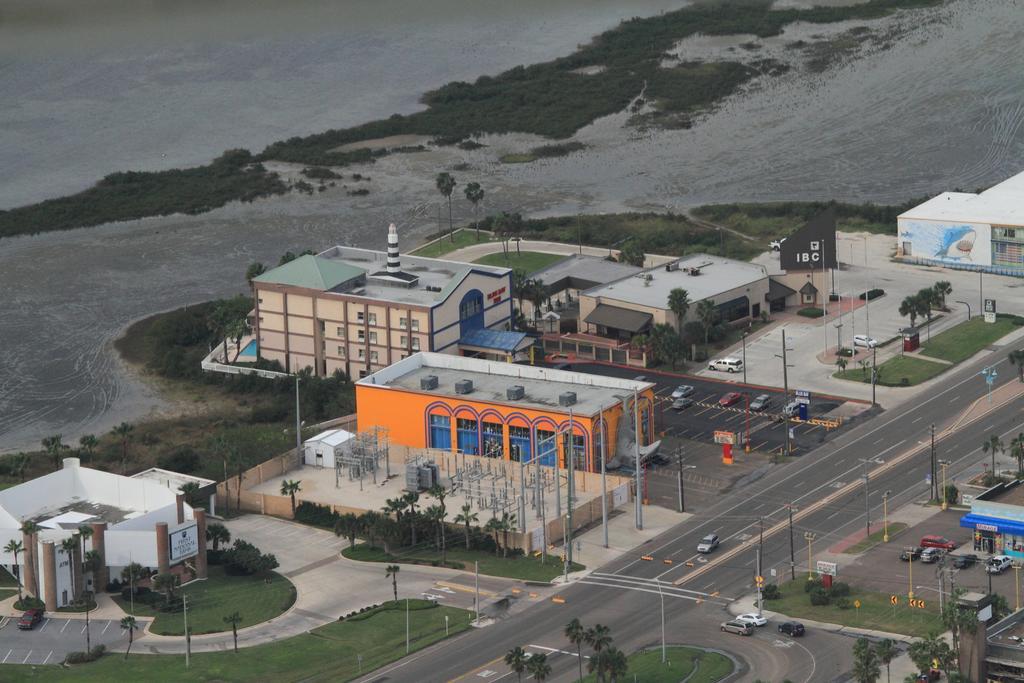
[
  {"left": 459, "top": 328, "right": 531, "bottom": 353},
  {"left": 960, "top": 513, "right": 1024, "bottom": 537}
]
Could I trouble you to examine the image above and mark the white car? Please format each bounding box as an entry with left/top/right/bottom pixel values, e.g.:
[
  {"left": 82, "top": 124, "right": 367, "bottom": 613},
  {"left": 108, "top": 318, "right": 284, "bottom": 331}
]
[
  {"left": 987, "top": 555, "right": 1012, "bottom": 574},
  {"left": 671, "top": 385, "right": 695, "bottom": 399},
  {"left": 853, "top": 334, "right": 878, "bottom": 348},
  {"left": 697, "top": 533, "right": 720, "bottom": 553},
  {"left": 770, "top": 237, "right": 787, "bottom": 251},
  {"left": 736, "top": 612, "right": 768, "bottom": 627},
  {"left": 708, "top": 357, "right": 744, "bottom": 373}
]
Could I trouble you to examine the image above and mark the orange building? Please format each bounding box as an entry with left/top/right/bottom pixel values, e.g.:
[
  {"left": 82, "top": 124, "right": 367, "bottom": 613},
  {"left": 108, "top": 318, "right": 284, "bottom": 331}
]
[{"left": 356, "top": 353, "right": 655, "bottom": 472}]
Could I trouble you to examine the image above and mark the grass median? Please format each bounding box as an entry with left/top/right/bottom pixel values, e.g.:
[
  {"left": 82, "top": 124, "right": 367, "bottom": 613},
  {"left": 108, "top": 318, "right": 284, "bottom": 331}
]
[
  {"left": 14, "top": 600, "right": 470, "bottom": 682},
  {"left": 410, "top": 229, "right": 492, "bottom": 258},
  {"left": 834, "top": 354, "right": 948, "bottom": 387},
  {"left": 580, "top": 646, "right": 733, "bottom": 683},
  {"left": 475, "top": 251, "right": 566, "bottom": 273},
  {"left": 342, "top": 543, "right": 582, "bottom": 582},
  {"left": 111, "top": 566, "right": 296, "bottom": 636},
  {"left": 766, "top": 577, "right": 941, "bottom": 637},
  {"left": 841, "top": 523, "right": 908, "bottom": 554},
  {"left": 920, "top": 315, "right": 1023, "bottom": 364}
]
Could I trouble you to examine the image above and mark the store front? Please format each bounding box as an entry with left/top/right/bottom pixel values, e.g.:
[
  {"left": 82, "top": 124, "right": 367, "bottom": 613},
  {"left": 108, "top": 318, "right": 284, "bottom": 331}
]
[{"left": 960, "top": 513, "right": 1024, "bottom": 559}]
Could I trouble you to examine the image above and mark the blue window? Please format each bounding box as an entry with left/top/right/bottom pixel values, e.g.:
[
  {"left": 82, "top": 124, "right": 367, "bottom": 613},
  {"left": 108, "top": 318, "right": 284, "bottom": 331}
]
[
  {"left": 509, "top": 426, "right": 531, "bottom": 463},
  {"left": 429, "top": 414, "right": 451, "bottom": 450},
  {"left": 571, "top": 434, "right": 587, "bottom": 471},
  {"left": 457, "top": 418, "right": 478, "bottom": 455},
  {"left": 482, "top": 422, "right": 503, "bottom": 458},
  {"left": 459, "top": 290, "right": 485, "bottom": 337},
  {"left": 640, "top": 405, "right": 650, "bottom": 446},
  {"left": 536, "top": 429, "right": 556, "bottom": 467}
]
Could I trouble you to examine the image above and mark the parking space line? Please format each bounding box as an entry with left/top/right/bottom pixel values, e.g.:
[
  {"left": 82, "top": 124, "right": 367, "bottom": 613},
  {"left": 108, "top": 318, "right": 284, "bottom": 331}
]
[
  {"left": 42, "top": 650, "right": 53, "bottom": 665},
  {"left": 22, "top": 650, "right": 32, "bottom": 664},
  {"left": 102, "top": 620, "right": 112, "bottom": 634},
  {"left": 81, "top": 623, "right": 88, "bottom": 633},
  {"left": 60, "top": 618, "right": 71, "bottom": 633},
  {"left": 38, "top": 619, "right": 49, "bottom": 632},
  {"left": 2, "top": 650, "right": 10, "bottom": 664}
]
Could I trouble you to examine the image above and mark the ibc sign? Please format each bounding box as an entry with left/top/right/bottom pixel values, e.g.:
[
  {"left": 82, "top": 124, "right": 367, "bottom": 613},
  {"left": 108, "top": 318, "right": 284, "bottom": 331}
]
[
  {"left": 795, "top": 241, "right": 823, "bottom": 265},
  {"left": 780, "top": 210, "right": 838, "bottom": 272}
]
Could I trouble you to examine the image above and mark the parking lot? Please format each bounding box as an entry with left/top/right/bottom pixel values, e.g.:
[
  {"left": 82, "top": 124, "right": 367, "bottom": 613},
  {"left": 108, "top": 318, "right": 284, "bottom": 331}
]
[
  {"left": 567, "top": 362, "right": 862, "bottom": 457},
  {"left": 0, "top": 613, "right": 142, "bottom": 665}
]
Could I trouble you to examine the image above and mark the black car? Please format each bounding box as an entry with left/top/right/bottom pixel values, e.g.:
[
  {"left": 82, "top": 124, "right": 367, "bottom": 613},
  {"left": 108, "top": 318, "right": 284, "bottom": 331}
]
[
  {"left": 900, "top": 547, "right": 922, "bottom": 561},
  {"left": 953, "top": 554, "right": 978, "bottom": 569},
  {"left": 778, "top": 621, "right": 805, "bottom": 637}
]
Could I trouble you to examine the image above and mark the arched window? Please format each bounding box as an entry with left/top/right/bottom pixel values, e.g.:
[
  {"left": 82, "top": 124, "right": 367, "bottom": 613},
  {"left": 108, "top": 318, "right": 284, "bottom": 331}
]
[{"left": 459, "top": 289, "right": 485, "bottom": 337}]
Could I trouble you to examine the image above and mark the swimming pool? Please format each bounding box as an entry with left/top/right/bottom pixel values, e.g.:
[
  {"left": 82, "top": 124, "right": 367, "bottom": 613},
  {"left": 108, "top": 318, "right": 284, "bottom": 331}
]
[{"left": 239, "top": 339, "right": 258, "bottom": 358}]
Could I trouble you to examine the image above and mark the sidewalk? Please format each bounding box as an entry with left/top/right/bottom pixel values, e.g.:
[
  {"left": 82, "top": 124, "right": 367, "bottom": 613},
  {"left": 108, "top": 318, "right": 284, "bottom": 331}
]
[{"left": 1, "top": 590, "right": 128, "bottom": 621}]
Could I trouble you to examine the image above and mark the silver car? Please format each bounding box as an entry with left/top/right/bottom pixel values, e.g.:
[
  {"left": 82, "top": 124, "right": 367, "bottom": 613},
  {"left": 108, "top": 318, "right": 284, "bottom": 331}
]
[
  {"left": 721, "top": 620, "right": 753, "bottom": 635},
  {"left": 749, "top": 394, "right": 771, "bottom": 411}
]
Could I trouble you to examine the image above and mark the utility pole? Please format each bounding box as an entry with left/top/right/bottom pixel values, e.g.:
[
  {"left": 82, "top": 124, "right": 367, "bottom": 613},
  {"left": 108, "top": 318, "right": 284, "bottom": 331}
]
[
  {"left": 776, "top": 330, "right": 794, "bottom": 457},
  {"left": 294, "top": 375, "right": 302, "bottom": 466},
  {"left": 566, "top": 410, "right": 575, "bottom": 567},
  {"left": 756, "top": 545, "right": 763, "bottom": 617},
  {"left": 677, "top": 446, "right": 685, "bottom": 513},
  {"left": 406, "top": 598, "right": 410, "bottom": 654},
  {"left": 600, "top": 405, "right": 608, "bottom": 548},
  {"left": 862, "top": 460, "right": 870, "bottom": 538},
  {"left": 474, "top": 561, "right": 480, "bottom": 624},
  {"left": 787, "top": 504, "right": 796, "bottom": 581},
  {"left": 184, "top": 594, "right": 191, "bottom": 669},
  {"left": 634, "top": 388, "right": 643, "bottom": 530},
  {"left": 871, "top": 343, "right": 877, "bottom": 408},
  {"left": 930, "top": 423, "right": 937, "bottom": 503},
  {"left": 518, "top": 445, "right": 526, "bottom": 532}
]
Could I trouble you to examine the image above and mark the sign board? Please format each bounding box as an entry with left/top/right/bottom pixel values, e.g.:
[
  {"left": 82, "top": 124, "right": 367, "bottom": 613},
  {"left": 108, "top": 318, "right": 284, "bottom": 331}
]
[
  {"left": 713, "top": 430, "right": 736, "bottom": 445},
  {"left": 962, "top": 494, "right": 974, "bottom": 506},
  {"left": 976, "top": 522, "right": 998, "bottom": 533},
  {"left": 780, "top": 209, "right": 838, "bottom": 271},
  {"left": 890, "top": 595, "right": 899, "bottom": 605},
  {"left": 795, "top": 389, "right": 810, "bottom": 405},
  {"left": 612, "top": 483, "right": 629, "bottom": 507},
  {"left": 984, "top": 298, "right": 997, "bottom": 324},
  {"left": 169, "top": 524, "right": 200, "bottom": 563},
  {"left": 815, "top": 560, "right": 838, "bottom": 577}
]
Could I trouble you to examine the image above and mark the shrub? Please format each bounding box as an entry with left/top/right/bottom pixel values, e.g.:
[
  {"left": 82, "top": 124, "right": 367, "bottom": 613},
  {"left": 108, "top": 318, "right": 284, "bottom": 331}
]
[
  {"left": 803, "top": 578, "right": 821, "bottom": 593},
  {"left": 64, "top": 645, "right": 106, "bottom": 664},
  {"left": 224, "top": 539, "right": 279, "bottom": 577},
  {"left": 829, "top": 581, "right": 851, "bottom": 597},
  {"left": 798, "top": 307, "right": 825, "bottom": 318},
  {"left": 248, "top": 402, "right": 289, "bottom": 424},
  {"left": 15, "top": 597, "right": 45, "bottom": 611},
  {"left": 301, "top": 166, "right": 341, "bottom": 180},
  {"left": 294, "top": 501, "right": 340, "bottom": 529},
  {"left": 105, "top": 579, "right": 122, "bottom": 593},
  {"left": 762, "top": 584, "right": 781, "bottom": 600},
  {"left": 809, "top": 587, "right": 831, "bottom": 606},
  {"left": 157, "top": 446, "right": 200, "bottom": 474},
  {"left": 944, "top": 484, "right": 959, "bottom": 505},
  {"left": 835, "top": 597, "right": 852, "bottom": 610}
]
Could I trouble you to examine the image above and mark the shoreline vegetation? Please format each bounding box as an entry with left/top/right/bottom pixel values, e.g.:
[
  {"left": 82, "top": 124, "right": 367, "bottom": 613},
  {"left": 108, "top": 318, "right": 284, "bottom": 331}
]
[{"left": 1, "top": 0, "right": 942, "bottom": 239}]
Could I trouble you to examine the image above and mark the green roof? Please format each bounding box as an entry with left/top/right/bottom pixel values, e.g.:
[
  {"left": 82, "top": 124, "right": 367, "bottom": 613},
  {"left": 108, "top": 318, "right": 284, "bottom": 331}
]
[{"left": 254, "top": 255, "right": 365, "bottom": 290}]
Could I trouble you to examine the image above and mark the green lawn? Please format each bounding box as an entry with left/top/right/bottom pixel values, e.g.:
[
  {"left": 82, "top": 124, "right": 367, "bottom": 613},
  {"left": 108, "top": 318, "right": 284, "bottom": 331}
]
[
  {"left": 920, "top": 315, "right": 1023, "bottom": 364},
  {"left": 111, "top": 566, "right": 295, "bottom": 636},
  {"left": 410, "top": 228, "right": 492, "bottom": 258},
  {"left": 342, "top": 543, "right": 582, "bottom": 582},
  {"left": 580, "top": 646, "right": 733, "bottom": 683},
  {"left": 0, "top": 567, "right": 20, "bottom": 588},
  {"left": 475, "top": 250, "right": 566, "bottom": 274},
  {"left": 834, "top": 354, "right": 948, "bottom": 387},
  {"left": 842, "top": 523, "right": 907, "bottom": 554},
  {"left": 12, "top": 600, "right": 469, "bottom": 682},
  {"left": 766, "top": 578, "right": 941, "bottom": 637}
]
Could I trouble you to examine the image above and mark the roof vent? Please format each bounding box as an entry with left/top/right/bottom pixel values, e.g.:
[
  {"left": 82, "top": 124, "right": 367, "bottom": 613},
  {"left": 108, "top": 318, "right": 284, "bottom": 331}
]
[
  {"left": 420, "top": 375, "right": 439, "bottom": 391},
  {"left": 506, "top": 385, "right": 525, "bottom": 400},
  {"left": 558, "top": 391, "right": 577, "bottom": 406},
  {"left": 665, "top": 261, "right": 679, "bottom": 272},
  {"left": 455, "top": 379, "right": 474, "bottom": 395}
]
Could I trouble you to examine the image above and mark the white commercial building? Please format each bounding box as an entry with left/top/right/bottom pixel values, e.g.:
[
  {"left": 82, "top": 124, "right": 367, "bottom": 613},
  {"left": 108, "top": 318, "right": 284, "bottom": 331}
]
[
  {"left": 0, "top": 458, "right": 209, "bottom": 611},
  {"left": 303, "top": 428, "right": 355, "bottom": 469},
  {"left": 898, "top": 170, "right": 1024, "bottom": 276}
]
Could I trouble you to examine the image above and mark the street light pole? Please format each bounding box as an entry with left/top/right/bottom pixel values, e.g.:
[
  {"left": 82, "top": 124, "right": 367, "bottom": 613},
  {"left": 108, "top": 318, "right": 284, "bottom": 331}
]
[
  {"left": 294, "top": 375, "right": 302, "bottom": 465},
  {"left": 634, "top": 388, "right": 643, "bottom": 531},
  {"left": 658, "top": 580, "right": 666, "bottom": 664},
  {"left": 956, "top": 300, "right": 971, "bottom": 321},
  {"left": 939, "top": 461, "right": 950, "bottom": 511},
  {"left": 787, "top": 504, "right": 797, "bottom": 581},
  {"left": 883, "top": 490, "right": 891, "bottom": 542},
  {"left": 600, "top": 404, "right": 608, "bottom": 548},
  {"left": 776, "top": 329, "right": 794, "bottom": 457},
  {"left": 804, "top": 532, "right": 815, "bottom": 580},
  {"left": 871, "top": 343, "right": 878, "bottom": 408},
  {"left": 741, "top": 331, "right": 748, "bottom": 385},
  {"left": 930, "top": 423, "right": 937, "bottom": 503}
]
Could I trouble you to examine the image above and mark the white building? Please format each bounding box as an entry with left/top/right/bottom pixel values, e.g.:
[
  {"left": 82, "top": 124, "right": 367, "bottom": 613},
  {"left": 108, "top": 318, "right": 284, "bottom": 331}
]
[
  {"left": 0, "top": 458, "right": 209, "bottom": 610},
  {"left": 303, "top": 429, "right": 355, "bottom": 469},
  {"left": 898, "top": 170, "right": 1024, "bottom": 276}
]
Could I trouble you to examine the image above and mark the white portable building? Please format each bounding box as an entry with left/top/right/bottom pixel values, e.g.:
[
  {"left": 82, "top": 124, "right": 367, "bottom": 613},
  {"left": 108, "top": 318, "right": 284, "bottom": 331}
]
[{"left": 303, "top": 429, "right": 355, "bottom": 468}]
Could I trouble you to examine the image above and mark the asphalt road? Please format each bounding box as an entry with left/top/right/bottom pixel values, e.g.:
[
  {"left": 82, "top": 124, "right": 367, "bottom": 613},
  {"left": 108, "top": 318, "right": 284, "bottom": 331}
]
[
  {"left": 363, "top": 348, "right": 1021, "bottom": 683},
  {"left": 0, "top": 614, "right": 143, "bottom": 666}
]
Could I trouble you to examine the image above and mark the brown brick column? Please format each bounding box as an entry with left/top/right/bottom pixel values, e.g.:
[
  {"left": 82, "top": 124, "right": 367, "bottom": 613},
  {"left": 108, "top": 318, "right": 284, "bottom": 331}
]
[
  {"left": 194, "top": 508, "right": 208, "bottom": 579},
  {"left": 175, "top": 494, "right": 185, "bottom": 524},
  {"left": 21, "top": 531, "right": 37, "bottom": 600},
  {"left": 41, "top": 541, "right": 57, "bottom": 612},
  {"left": 90, "top": 522, "right": 108, "bottom": 590},
  {"left": 155, "top": 522, "right": 170, "bottom": 574}
]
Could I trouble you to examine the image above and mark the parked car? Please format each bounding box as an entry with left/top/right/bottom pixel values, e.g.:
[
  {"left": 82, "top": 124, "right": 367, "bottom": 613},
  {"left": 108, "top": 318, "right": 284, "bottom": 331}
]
[
  {"left": 770, "top": 237, "right": 787, "bottom": 251},
  {"left": 697, "top": 533, "right": 720, "bottom": 553},
  {"left": 736, "top": 612, "right": 768, "bottom": 627},
  {"left": 783, "top": 400, "right": 802, "bottom": 417},
  {"left": 987, "top": 555, "right": 1013, "bottom": 574},
  {"left": 719, "top": 392, "right": 743, "bottom": 407},
  {"left": 671, "top": 385, "right": 695, "bottom": 399},
  {"left": 952, "top": 554, "right": 979, "bottom": 569},
  {"left": 853, "top": 334, "right": 878, "bottom": 348},
  {"left": 899, "top": 546, "right": 922, "bottom": 561},
  {"left": 778, "top": 621, "right": 805, "bottom": 637},
  {"left": 920, "top": 535, "right": 957, "bottom": 550},
  {"left": 749, "top": 394, "right": 771, "bottom": 411},
  {"left": 708, "top": 357, "right": 744, "bottom": 373},
  {"left": 721, "top": 620, "right": 753, "bottom": 635},
  {"left": 915, "top": 669, "right": 941, "bottom": 681},
  {"left": 671, "top": 397, "right": 694, "bottom": 411},
  {"left": 17, "top": 609, "right": 42, "bottom": 630},
  {"left": 920, "top": 547, "right": 945, "bottom": 564}
]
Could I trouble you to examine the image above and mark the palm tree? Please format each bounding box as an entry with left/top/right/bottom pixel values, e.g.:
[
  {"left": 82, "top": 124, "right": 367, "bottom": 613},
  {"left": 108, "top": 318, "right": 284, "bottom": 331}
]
[
  {"left": 1012, "top": 433, "right": 1024, "bottom": 477},
  {"left": 836, "top": 357, "right": 848, "bottom": 375},
  {"left": 424, "top": 505, "right": 445, "bottom": 551},
  {"left": 983, "top": 434, "right": 1005, "bottom": 481},
  {"left": 19, "top": 521, "right": 41, "bottom": 599},
  {"left": 77, "top": 526, "right": 94, "bottom": 598},
  {"left": 604, "top": 647, "right": 628, "bottom": 682},
  {"left": 385, "top": 564, "right": 400, "bottom": 602},
  {"left": 376, "top": 516, "right": 401, "bottom": 555},
  {"left": 245, "top": 262, "right": 267, "bottom": 286},
  {"left": 564, "top": 618, "right": 586, "bottom": 681},
  {"left": 526, "top": 653, "right": 552, "bottom": 682},
  {"left": 60, "top": 536, "right": 80, "bottom": 605},
  {"left": 10, "top": 452, "right": 29, "bottom": 482},
  {"left": 78, "top": 434, "right": 98, "bottom": 463},
  {"left": 464, "top": 182, "right": 485, "bottom": 240},
  {"left": 435, "top": 172, "right": 457, "bottom": 242},
  {"left": 121, "top": 616, "right": 138, "bottom": 659},
  {"left": 334, "top": 513, "right": 362, "bottom": 549},
  {"left": 875, "top": 638, "right": 898, "bottom": 683},
  {"left": 110, "top": 422, "right": 134, "bottom": 474},
  {"left": 280, "top": 479, "right": 302, "bottom": 516},
  {"left": 361, "top": 510, "right": 383, "bottom": 549},
  {"left": 3, "top": 540, "right": 24, "bottom": 604},
  {"left": 1010, "top": 349, "right": 1024, "bottom": 383},
  {"left": 504, "top": 646, "right": 528, "bottom": 682},
  {"left": 499, "top": 512, "right": 516, "bottom": 558},
  {"left": 933, "top": 280, "right": 952, "bottom": 309},
  {"left": 384, "top": 497, "right": 405, "bottom": 523},
  {"left": 454, "top": 503, "right": 478, "bottom": 549},
  {"left": 696, "top": 299, "right": 718, "bottom": 346},
  {"left": 527, "top": 280, "right": 547, "bottom": 323},
  {"left": 484, "top": 518, "right": 502, "bottom": 557},
  {"left": 206, "top": 522, "right": 231, "bottom": 551},
  {"left": 180, "top": 482, "right": 202, "bottom": 508},
  {"left": 403, "top": 492, "right": 420, "bottom": 547},
  {"left": 227, "top": 318, "right": 247, "bottom": 359},
  {"left": 428, "top": 484, "right": 449, "bottom": 565},
  {"left": 151, "top": 572, "right": 178, "bottom": 607},
  {"left": 121, "top": 562, "right": 145, "bottom": 600},
  {"left": 224, "top": 611, "right": 243, "bottom": 652},
  {"left": 852, "top": 636, "right": 880, "bottom": 683},
  {"left": 512, "top": 269, "right": 530, "bottom": 309},
  {"left": 899, "top": 295, "right": 920, "bottom": 328},
  {"left": 667, "top": 287, "right": 690, "bottom": 330},
  {"left": 41, "top": 434, "right": 67, "bottom": 471},
  {"left": 586, "top": 623, "right": 612, "bottom": 653}
]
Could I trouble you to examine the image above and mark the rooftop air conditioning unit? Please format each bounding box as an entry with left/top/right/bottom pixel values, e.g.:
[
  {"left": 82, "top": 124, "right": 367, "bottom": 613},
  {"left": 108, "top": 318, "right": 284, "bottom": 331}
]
[
  {"left": 558, "top": 391, "right": 577, "bottom": 406},
  {"left": 455, "top": 379, "right": 474, "bottom": 394},
  {"left": 665, "top": 261, "right": 679, "bottom": 272},
  {"left": 506, "top": 385, "right": 525, "bottom": 400},
  {"left": 420, "top": 375, "right": 439, "bottom": 390},
  {"left": 687, "top": 268, "right": 701, "bottom": 276}
]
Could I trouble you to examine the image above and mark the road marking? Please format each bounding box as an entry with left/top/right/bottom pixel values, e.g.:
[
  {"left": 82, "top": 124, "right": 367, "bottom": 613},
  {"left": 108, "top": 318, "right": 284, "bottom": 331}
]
[
  {"left": 1, "top": 650, "right": 10, "bottom": 664},
  {"left": 60, "top": 619, "right": 71, "bottom": 633},
  {"left": 827, "top": 508, "right": 845, "bottom": 520},
  {"left": 22, "top": 650, "right": 32, "bottom": 664},
  {"left": 81, "top": 623, "right": 88, "bottom": 633},
  {"left": 875, "top": 440, "right": 906, "bottom": 458},
  {"left": 38, "top": 619, "right": 49, "bottom": 632},
  {"left": 42, "top": 651, "right": 52, "bottom": 665},
  {"left": 102, "top": 620, "right": 112, "bottom": 634},
  {"left": 529, "top": 644, "right": 588, "bottom": 658},
  {"left": 911, "top": 416, "right": 924, "bottom": 424}
]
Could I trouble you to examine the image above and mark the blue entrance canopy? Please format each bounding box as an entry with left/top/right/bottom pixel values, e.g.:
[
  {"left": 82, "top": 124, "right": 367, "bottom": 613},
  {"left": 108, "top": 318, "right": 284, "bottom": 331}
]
[
  {"left": 960, "top": 513, "right": 1024, "bottom": 537},
  {"left": 459, "top": 328, "right": 530, "bottom": 353}
]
